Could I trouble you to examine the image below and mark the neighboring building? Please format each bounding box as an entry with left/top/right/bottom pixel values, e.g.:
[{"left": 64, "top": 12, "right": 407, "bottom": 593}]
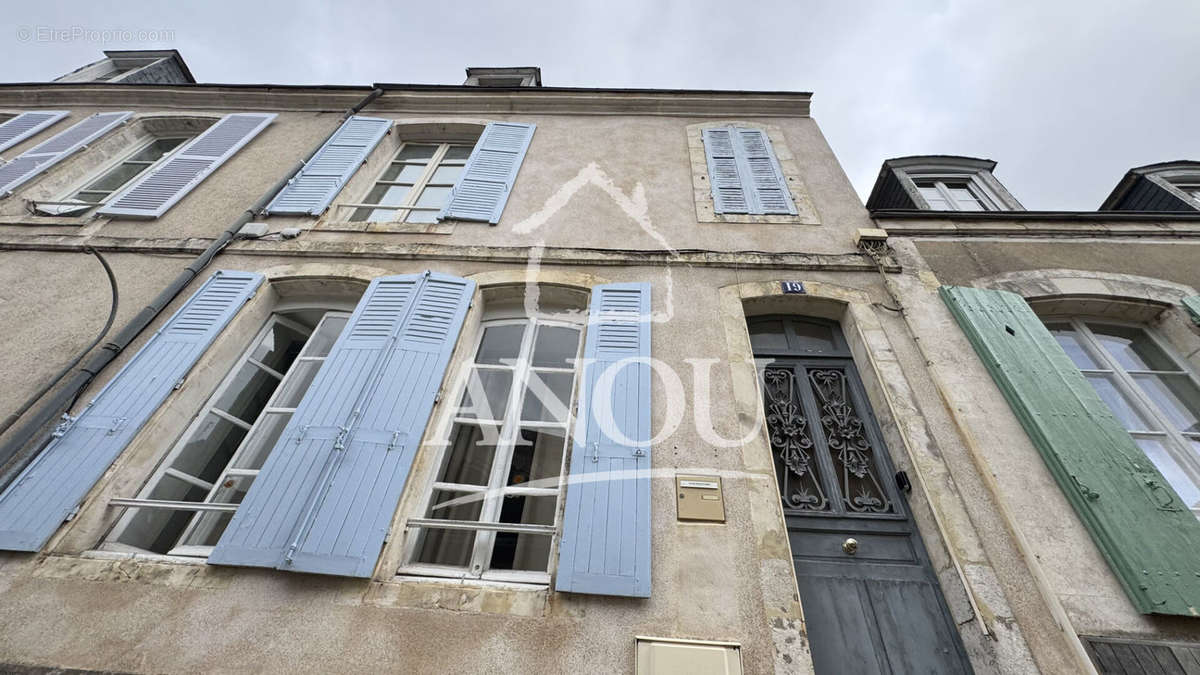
[
  {"left": 870, "top": 156, "right": 1200, "bottom": 674},
  {"left": 0, "top": 49, "right": 1198, "bottom": 675}
]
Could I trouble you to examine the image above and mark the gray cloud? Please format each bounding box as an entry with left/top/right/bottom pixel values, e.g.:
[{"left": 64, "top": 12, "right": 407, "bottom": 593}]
[{"left": 6, "top": 0, "right": 1197, "bottom": 209}]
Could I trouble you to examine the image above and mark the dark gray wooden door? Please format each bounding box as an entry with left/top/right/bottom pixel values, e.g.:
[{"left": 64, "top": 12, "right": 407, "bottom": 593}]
[{"left": 751, "top": 316, "right": 973, "bottom": 675}]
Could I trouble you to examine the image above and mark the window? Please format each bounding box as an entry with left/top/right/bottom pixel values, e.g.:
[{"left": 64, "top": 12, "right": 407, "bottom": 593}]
[
  {"left": 913, "top": 177, "right": 996, "bottom": 211},
  {"left": 38, "top": 133, "right": 194, "bottom": 216},
  {"left": 1176, "top": 183, "right": 1200, "bottom": 202},
  {"left": 349, "top": 142, "right": 473, "bottom": 223},
  {"left": 1047, "top": 320, "right": 1200, "bottom": 516},
  {"left": 106, "top": 309, "right": 348, "bottom": 558},
  {"left": 404, "top": 294, "right": 585, "bottom": 584}
]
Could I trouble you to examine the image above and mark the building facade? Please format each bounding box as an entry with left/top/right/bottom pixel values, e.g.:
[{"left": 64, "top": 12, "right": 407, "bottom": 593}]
[{"left": 0, "top": 52, "right": 1197, "bottom": 674}]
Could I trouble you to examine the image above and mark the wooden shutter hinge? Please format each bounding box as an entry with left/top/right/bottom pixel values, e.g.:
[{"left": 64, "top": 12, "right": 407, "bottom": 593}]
[
  {"left": 106, "top": 416, "right": 128, "bottom": 436},
  {"left": 52, "top": 413, "right": 78, "bottom": 438}
]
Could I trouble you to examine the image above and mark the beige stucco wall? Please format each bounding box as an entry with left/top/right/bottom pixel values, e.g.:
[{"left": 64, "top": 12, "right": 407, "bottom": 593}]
[{"left": 0, "top": 86, "right": 1070, "bottom": 674}]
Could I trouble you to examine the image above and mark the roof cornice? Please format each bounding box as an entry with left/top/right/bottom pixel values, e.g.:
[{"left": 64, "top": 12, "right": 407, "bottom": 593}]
[{"left": 0, "top": 83, "right": 811, "bottom": 117}]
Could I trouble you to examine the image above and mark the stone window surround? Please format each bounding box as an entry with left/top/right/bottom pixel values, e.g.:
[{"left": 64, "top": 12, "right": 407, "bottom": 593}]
[
  {"left": 313, "top": 117, "right": 495, "bottom": 235},
  {"left": 969, "top": 268, "right": 1200, "bottom": 370},
  {"left": 889, "top": 158, "right": 1023, "bottom": 212},
  {"left": 687, "top": 121, "right": 819, "bottom": 225},
  {"left": 30, "top": 264, "right": 611, "bottom": 619},
  {"left": 0, "top": 112, "right": 220, "bottom": 226}
]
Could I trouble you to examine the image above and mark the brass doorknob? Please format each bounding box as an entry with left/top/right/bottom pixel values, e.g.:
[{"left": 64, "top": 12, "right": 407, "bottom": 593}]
[{"left": 842, "top": 538, "right": 859, "bottom": 555}]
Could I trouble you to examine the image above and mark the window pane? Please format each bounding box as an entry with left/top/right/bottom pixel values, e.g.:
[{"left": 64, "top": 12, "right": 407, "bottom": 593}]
[
  {"left": 273, "top": 359, "right": 321, "bottom": 408},
  {"left": 180, "top": 511, "right": 233, "bottom": 547},
  {"left": 300, "top": 316, "right": 346, "bottom": 358},
  {"left": 213, "top": 363, "right": 279, "bottom": 423},
  {"left": 947, "top": 186, "right": 983, "bottom": 211},
  {"left": 791, "top": 320, "right": 837, "bottom": 354},
  {"left": 459, "top": 368, "right": 513, "bottom": 420},
  {"left": 404, "top": 186, "right": 452, "bottom": 223},
  {"left": 170, "top": 413, "right": 247, "bottom": 483},
  {"left": 232, "top": 412, "right": 290, "bottom": 470},
  {"left": 437, "top": 423, "right": 498, "bottom": 486},
  {"left": 1134, "top": 437, "right": 1200, "bottom": 512},
  {"left": 521, "top": 371, "right": 574, "bottom": 423},
  {"left": 1047, "top": 324, "right": 1099, "bottom": 369},
  {"left": 1085, "top": 374, "right": 1153, "bottom": 431},
  {"left": 443, "top": 145, "right": 474, "bottom": 161},
  {"left": 416, "top": 528, "right": 476, "bottom": 567},
  {"left": 531, "top": 325, "right": 580, "bottom": 367},
  {"left": 430, "top": 165, "right": 464, "bottom": 184},
  {"left": 489, "top": 532, "right": 551, "bottom": 572},
  {"left": 748, "top": 319, "right": 788, "bottom": 352},
  {"left": 363, "top": 183, "right": 415, "bottom": 207},
  {"left": 126, "top": 136, "right": 186, "bottom": 163},
  {"left": 251, "top": 321, "right": 308, "bottom": 372},
  {"left": 396, "top": 144, "right": 438, "bottom": 161},
  {"left": 1088, "top": 324, "right": 1178, "bottom": 371},
  {"left": 380, "top": 163, "right": 426, "bottom": 183},
  {"left": 1132, "top": 374, "right": 1200, "bottom": 434},
  {"left": 917, "top": 185, "right": 948, "bottom": 209},
  {"left": 509, "top": 428, "right": 566, "bottom": 486},
  {"left": 76, "top": 162, "right": 145, "bottom": 195},
  {"left": 427, "top": 489, "right": 484, "bottom": 521},
  {"left": 499, "top": 494, "right": 557, "bottom": 526},
  {"left": 476, "top": 324, "right": 525, "bottom": 364}
]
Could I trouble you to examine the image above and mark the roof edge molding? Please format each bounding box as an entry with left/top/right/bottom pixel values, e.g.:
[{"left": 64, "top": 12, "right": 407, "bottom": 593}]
[{"left": 0, "top": 84, "right": 811, "bottom": 117}]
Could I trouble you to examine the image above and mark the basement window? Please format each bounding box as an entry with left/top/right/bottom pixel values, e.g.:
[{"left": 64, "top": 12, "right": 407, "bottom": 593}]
[{"left": 104, "top": 309, "right": 349, "bottom": 558}]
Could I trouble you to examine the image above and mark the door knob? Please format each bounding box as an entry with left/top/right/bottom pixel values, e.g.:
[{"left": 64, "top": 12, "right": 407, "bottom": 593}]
[{"left": 842, "top": 538, "right": 859, "bottom": 555}]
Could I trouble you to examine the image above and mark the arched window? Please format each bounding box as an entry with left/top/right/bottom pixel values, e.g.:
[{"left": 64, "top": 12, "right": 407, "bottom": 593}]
[
  {"left": 105, "top": 306, "right": 350, "bottom": 557},
  {"left": 404, "top": 285, "right": 588, "bottom": 584},
  {"left": 1047, "top": 319, "right": 1200, "bottom": 516}
]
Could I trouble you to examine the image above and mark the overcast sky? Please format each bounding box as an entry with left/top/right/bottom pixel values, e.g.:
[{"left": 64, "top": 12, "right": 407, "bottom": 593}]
[{"left": 6, "top": 1, "right": 1198, "bottom": 210}]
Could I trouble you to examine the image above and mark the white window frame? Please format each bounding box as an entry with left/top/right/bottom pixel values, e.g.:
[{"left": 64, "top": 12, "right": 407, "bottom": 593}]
[
  {"left": 1173, "top": 181, "right": 1200, "bottom": 205},
  {"left": 400, "top": 313, "right": 586, "bottom": 585},
  {"left": 338, "top": 140, "right": 474, "bottom": 224},
  {"left": 36, "top": 133, "right": 194, "bottom": 216},
  {"left": 910, "top": 173, "right": 1001, "bottom": 211},
  {"left": 1049, "top": 318, "right": 1200, "bottom": 517},
  {"left": 104, "top": 310, "right": 350, "bottom": 559}
]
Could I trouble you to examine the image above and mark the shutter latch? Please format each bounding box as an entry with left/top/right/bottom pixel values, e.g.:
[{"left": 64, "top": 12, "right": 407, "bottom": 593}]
[
  {"left": 52, "top": 413, "right": 78, "bottom": 438},
  {"left": 106, "top": 417, "right": 128, "bottom": 436},
  {"left": 296, "top": 425, "right": 310, "bottom": 444},
  {"left": 387, "top": 431, "right": 404, "bottom": 453},
  {"left": 632, "top": 446, "right": 645, "bottom": 458},
  {"left": 592, "top": 442, "right": 599, "bottom": 463},
  {"left": 333, "top": 425, "right": 351, "bottom": 451}
]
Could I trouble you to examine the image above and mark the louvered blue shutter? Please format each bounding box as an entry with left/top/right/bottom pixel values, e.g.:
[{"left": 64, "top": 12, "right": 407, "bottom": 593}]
[
  {"left": 0, "top": 112, "right": 131, "bottom": 197},
  {"left": 0, "top": 111, "right": 68, "bottom": 153},
  {"left": 98, "top": 113, "right": 275, "bottom": 218},
  {"left": 556, "top": 282, "right": 652, "bottom": 597},
  {"left": 266, "top": 115, "right": 392, "bottom": 215},
  {"left": 701, "top": 126, "right": 795, "bottom": 215},
  {"left": 737, "top": 128, "right": 796, "bottom": 215},
  {"left": 0, "top": 270, "right": 262, "bottom": 552},
  {"left": 439, "top": 121, "right": 535, "bottom": 224},
  {"left": 1183, "top": 296, "right": 1200, "bottom": 326},
  {"left": 210, "top": 272, "right": 476, "bottom": 577},
  {"left": 702, "top": 127, "right": 748, "bottom": 214}
]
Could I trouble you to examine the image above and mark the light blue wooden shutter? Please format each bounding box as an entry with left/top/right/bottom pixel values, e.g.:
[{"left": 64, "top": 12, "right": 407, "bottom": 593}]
[
  {"left": 1183, "top": 296, "right": 1200, "bottom": 326},
  {"left": 701, "top": 126, "right": 795, "bottom": 215},
  {"left": 556, "top": 282, "right": 653, "bottom": 597},
  {"left": 0, "top": 111, "right": 69, "bottom": 153},
  {"left": 98, "top": 113, "right": 275, "bottom": 218},
  {"left": 0, "top": 270, "right": 262, "bottom": 552},
  {"left": 0, "top": 112, "right": 131, "bottom": 197},
  {"left": 737, "top": 128, "right": 796, "bottom": 215},
  {"left": 210, "top": 272, "right": 476, "bottom": 578},
  {"left": 701, "top": 127, "right": 747, "bottom": 214},
  {"left": 439, "top": 121, "right": 535, "bottom": 224},
  {"left": 266, "top": 115, "right": 392, "bottom": 215}
]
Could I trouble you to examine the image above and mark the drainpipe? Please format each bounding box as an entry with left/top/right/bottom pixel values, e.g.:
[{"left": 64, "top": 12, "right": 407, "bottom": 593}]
[{"left": 0, "top": 87, "right": 385, "bottom": 489}]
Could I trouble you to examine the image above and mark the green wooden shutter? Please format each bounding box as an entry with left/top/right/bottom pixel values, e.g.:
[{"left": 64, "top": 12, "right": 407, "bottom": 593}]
[
  {"left": 940, "top": 285, "right": 1200, "bottom": 616},
  {"left": 1183, "top": 296, "right": 1200, "bottom": 326}
]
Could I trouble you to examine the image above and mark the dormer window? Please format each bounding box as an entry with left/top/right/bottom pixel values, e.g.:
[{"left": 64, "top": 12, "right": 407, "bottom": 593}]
[
  {"left": 1101, "top": 161, "right": 1200, "bottom": 212},
  {"left": 865, "top": 155, "right": 1024, "bottom": 212},
  {"left": 464, "top": 67, "right": 541, "bottom": 88}
]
